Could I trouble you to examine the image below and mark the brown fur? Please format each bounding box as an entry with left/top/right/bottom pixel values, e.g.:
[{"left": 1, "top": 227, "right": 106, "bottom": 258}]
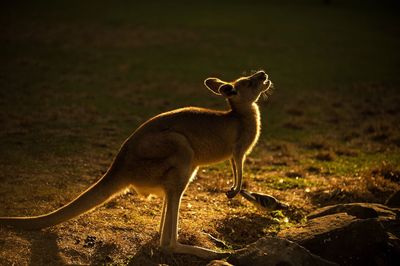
[{"left": 0, "top": 70, "right": 272, "bottom": 259}]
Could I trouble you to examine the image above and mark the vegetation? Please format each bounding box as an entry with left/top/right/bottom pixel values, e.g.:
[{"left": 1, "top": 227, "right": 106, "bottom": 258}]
[{"left": 0, "top": 0, "right": 399, "bottom": 265}]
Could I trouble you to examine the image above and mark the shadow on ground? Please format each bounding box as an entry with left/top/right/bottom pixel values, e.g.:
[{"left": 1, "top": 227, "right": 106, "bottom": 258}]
[
  {"left": 7, "top": 230, "right": 65, "bottom": 265},
  {"left": 126, "top": 234, "right": 208, "bottom": 266},
  {"left": 214, "top": 212, "right": 277, "bottom": 249}
]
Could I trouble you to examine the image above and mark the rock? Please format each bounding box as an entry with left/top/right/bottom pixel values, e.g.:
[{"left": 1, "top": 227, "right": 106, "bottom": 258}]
[
  {"left": 381, "top": 218, "right": 400, "bottom": 237},
  {"left": 280, "top": 213, "right": 357, "bottom": 241},
  {"left": 212, "top": 202, "right": 400, "bottom": 265},
  {"left": 227, "top": 236, "right": 337, "bottom": 266},
  {"left": 307, "top": 202, "right": 397, "bottom": 220},
  {"left": 279, "top": 210, "right": 398, "bottom": 265},
  {"left": 386, "top": 190, "right": 400, "bottom": 208}
]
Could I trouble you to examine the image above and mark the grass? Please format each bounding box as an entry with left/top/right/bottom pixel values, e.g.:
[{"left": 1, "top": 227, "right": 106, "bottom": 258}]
[{"left": 0, "top": 0, "right": 400, "bottom": 265}]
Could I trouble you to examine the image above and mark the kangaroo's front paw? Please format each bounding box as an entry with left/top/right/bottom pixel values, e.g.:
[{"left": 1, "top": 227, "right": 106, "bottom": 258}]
[{"left": 226, "top": 188, "right": 240, "bottom": 199}]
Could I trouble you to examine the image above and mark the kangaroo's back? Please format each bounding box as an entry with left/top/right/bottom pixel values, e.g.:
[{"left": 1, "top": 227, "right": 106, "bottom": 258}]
[{"left": 128, "top": 107, "right": 241, "bottom": 165}]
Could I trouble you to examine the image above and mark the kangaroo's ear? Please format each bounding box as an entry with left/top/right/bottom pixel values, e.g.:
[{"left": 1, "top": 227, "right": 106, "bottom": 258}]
[
  {"left": 204, "top": 78, "right": 226, "bottom": 95},
  {"left": 218, "top": 84, "right": 237, "bottom": 97}
]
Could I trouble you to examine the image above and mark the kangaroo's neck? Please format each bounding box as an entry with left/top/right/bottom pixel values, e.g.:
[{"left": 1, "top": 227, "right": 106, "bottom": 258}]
[
  {"left": 228, "top": 101, "right": 261, "bottom": 153},
  {"left": 228, "top": 101, "right": 260, "bottom": 121}
]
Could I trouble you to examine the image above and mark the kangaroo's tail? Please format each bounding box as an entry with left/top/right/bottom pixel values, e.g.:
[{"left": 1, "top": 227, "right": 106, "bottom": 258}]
[{"left": 0, "top": 170, "right": 128, "bottom": 230}]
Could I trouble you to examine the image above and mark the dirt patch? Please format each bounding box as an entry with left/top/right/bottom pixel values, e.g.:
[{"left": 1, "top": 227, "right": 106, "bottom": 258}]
[
  {"left": 282, "top": 121, "right": 304, "bottom": 130},
  {"left": 315, "top": 151, "right": 336, "bottom": 162},
  {"left": 371, "top": 163, "right": 400, "bottom": 183},
  {"left": 309, "top": 174, "right": 400, "bottom": 206}
]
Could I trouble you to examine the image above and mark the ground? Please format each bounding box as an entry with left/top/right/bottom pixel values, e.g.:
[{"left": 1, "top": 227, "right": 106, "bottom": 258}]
[{"left": 0, "top": 0, "right": 400, "bottom": 265}]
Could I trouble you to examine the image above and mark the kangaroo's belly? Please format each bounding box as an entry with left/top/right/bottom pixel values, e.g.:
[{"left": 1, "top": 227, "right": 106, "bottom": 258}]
[{"left": 132, "top": 183, "right": 165, "bottom": 197}]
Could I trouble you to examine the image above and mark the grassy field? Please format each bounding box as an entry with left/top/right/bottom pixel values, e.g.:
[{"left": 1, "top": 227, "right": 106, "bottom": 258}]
[{"left": 1, "top": 0, "right": 400, "bottom": 265}]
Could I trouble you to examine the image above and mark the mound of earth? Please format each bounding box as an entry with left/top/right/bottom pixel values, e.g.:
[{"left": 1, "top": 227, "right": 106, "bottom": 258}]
[
  {"left": 278, "top": 202, "right": 400, "bottom": 266},
  {"left": 210, "top": 201, "right": 400, "bottom": 266}
]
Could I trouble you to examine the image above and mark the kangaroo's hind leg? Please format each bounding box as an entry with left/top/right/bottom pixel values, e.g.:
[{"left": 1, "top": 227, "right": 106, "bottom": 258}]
[
  {"left": 161, "top": 179, "right": 228, "bottom": 259},
  {"left": 159, "top": 198, "right": 167, "bottom": 235},
  {"left": 158, "top": 134, "right": 195, "bottom": 248},
  {"left": 144, "top": 131, "right": 227, "bottom": 259},
  {"left": 157, "top": 139, "right": 228, "bottom": 259}
]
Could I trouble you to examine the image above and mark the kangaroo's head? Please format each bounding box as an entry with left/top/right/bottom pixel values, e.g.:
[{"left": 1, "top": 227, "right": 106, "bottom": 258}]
[{"left": 204, "top": 70, "right": 272, "bottom": 109}]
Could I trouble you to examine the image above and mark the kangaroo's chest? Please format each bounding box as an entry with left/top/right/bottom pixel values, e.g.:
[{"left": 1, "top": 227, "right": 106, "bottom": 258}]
[{"left": 237, "top": 107, "right": 261, "bottom": 155}]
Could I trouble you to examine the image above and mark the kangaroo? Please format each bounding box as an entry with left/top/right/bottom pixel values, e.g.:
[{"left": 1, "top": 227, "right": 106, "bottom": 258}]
[{"left": 0, "top": 70, "right": 272, "bottom": 259}]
